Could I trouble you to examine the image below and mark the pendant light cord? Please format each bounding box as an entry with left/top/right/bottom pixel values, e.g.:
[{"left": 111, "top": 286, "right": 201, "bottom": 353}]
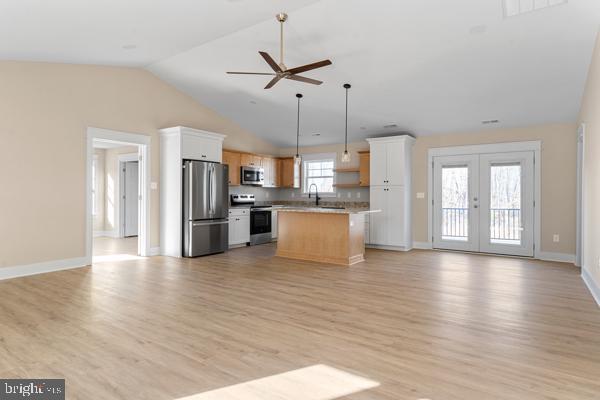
[
  {"left": 344, "top": 87, "right": 349, "bottom": 153},
  {"left": 296, "top": 96, "right": 300, "bottom": 157}
]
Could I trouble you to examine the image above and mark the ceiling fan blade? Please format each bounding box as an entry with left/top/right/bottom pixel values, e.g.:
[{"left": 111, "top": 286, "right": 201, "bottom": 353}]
[
  {"left": 227, "top": 72, "right": 276, "bottom": 75},
  {"left": 286, "top": 59, "right": 332, "bottom": 75},
  {"left": 264, "top": 75, "right": 283, "bottom": 89},
  {"left": 285, "top": 75, "right": 323, "bottom": 85},
  {"left": 259, "top": 51, "right": 283, "bottom": 72}
]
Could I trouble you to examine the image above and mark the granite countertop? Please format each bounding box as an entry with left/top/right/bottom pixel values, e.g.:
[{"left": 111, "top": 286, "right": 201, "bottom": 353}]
[{"left": 275, "top": 206, "right": 381, "bottom": 215}]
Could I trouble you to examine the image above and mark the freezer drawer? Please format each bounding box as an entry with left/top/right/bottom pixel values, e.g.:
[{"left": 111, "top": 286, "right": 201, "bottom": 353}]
[{"left": 183, "top": 219, "right": 229, "bottom": 257}]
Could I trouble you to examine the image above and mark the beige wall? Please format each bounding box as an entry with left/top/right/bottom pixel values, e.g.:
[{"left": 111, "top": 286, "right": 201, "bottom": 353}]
[
  {"left": 0, "top": 61, "right": 277, "bottom": 268},
  {"left": 578, "top": 32, "right": 600, "bottom": 288},
  {"left": 412, "top": 123, "right": 577, "bottom": 255}
]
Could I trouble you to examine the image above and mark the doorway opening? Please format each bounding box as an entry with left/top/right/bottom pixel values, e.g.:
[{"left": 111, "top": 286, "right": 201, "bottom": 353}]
[
  {"left": 428, "top": 142, "right": 541, "bottom": 258},
  {"left": 86, "top": 128, "right": 150, "bottom": 264}
]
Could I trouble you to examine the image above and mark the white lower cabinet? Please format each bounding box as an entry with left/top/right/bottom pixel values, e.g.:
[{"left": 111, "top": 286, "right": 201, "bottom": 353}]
[
  {"left": 229, "top": 208, "right": 250, "bottom": 246},
  {"left": 370, "top": 185, "right": 408, "bottom": 248}
]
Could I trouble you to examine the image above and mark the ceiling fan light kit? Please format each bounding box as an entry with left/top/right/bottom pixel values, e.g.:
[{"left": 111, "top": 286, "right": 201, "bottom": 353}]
[
  {"left": 226, "top": 12, "right": 332, "bottom": 89},
  {"left": 341, "top": 83, "right": 351, "bottom": 163}
]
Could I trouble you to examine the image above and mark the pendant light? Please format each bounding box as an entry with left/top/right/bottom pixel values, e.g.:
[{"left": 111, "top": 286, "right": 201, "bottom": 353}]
[
  {"left": 294, "top": 93, "right": 303, "bottom": 165},
  {"left": 341, "top": 83, "right": 351, "bottom": 163}
]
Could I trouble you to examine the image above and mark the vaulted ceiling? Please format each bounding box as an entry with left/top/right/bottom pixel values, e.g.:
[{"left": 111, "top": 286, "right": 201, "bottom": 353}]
[{"left": 1, "top": 0, "right": 599, "bottom": 146}]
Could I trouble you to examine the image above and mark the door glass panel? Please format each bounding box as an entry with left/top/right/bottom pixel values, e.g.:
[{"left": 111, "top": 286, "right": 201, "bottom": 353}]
[
  {"left": 490, "top": 163, "right": 521, "bottom": 245},
  {"left": 442, "top": 166, "right": 469, "bottom": 241}
]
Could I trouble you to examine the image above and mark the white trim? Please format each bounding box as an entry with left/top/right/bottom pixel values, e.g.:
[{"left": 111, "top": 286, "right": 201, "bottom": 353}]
[
  {"left": 576, "top": 123, "right": 585, "bottom": 267},
  {"left": 87, "top": 127, "right": 151, "bottom": 259},
  {"left": 366, "top": 135, "right": 416, "bottom": 145},
  {"left": 0, "top": 257, "right": 89, "bottom": 281},
  {"left": 118, "top": 152, "right": 139, "bottom": 162},
  {"left": 159, "top": 126, "right": 226, "bottom": 141},
  {"left": 582, "top": 267, "right": 600, "bottom": 307},
  {"left": 427, "top": 140, "right": 542, "bottom": 259},
  {"left": 538, "top": 252, "right": 576, "bottom": 264},
  {"left": 149, "top": 247, "right": 161, "bottom": 256},
  {"left": 301, "top": 152, "right": 337, "bottom": 197},
  {"left": 366, "top": 244, "right": 412, "bottom": 252},
  {"left": 93, "top": 230, "right": 119, "bottom": 238},
  {"left": 413, "top": 241, "right": 433, "bottom": 250}
]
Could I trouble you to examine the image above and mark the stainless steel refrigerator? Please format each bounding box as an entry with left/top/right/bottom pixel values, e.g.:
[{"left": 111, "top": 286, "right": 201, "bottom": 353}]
[{"left": 182, "top": 160, "right": 229, "bottom": 257}]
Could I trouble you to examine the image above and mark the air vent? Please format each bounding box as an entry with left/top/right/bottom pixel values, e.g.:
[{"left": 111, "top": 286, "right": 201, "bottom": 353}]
[
  {"left": 482, "top": 119, "right": 500, "bottom": 125},
  {"left": 504, "top": 0, "right": 567, "bottom": 18},
  {"left": 383, "top": 124, "right": 398, "bottom": 129}
]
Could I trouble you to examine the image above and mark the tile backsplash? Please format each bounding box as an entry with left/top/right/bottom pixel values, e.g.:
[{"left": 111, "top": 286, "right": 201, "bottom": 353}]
[{"left": 229, "top": 185, "right": 370, "bottom": 204}]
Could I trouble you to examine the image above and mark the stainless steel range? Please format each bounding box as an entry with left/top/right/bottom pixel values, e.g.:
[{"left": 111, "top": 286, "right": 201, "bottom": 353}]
[{"left": 230, "top": 194, "right": 272, "bottom": 246}]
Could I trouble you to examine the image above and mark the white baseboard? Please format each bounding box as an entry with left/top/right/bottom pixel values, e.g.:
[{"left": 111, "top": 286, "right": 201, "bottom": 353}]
[
  {"left": 149, "top": 247, "right": 161, "bottom": 256},
  {"left": 413, "top": 241, "right": 433, "bottom": 250},
  {"left": 582, "top": 267, "right": 600, "bottom": 307},
  {"left": 0, "top": 257, "right": 90, "bottom": 281},
  {"left": 366, "top": 244, "right": 411, "bottom": 252},
  {"left": 538, "top": 252, "right": 576, "bottom": 264},
  {"left": 93, "top": 230, "right": 119, "bottom": 238}
]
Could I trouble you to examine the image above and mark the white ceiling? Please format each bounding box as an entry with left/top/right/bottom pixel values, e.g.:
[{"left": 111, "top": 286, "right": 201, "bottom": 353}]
[{"left": 1, "top": 0, "right": 599, "bottom": 147}]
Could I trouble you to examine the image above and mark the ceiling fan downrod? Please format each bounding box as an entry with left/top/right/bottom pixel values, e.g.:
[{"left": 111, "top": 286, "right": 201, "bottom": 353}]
[{"left": 276, "top": 13, "right": 288, "bottom": 69}]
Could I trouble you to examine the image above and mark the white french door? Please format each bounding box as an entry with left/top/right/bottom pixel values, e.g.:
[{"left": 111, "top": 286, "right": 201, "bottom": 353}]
[{"left": 433, "top": 151, "right": 535, "bottom": 257}]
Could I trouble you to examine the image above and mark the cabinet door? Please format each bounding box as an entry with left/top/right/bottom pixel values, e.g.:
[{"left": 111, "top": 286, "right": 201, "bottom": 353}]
[
  {"left": 359, "top": 152, "right": 370, "bottom": 187},
  {"left": 369, "top": 186, "right": 388, "bottom": 245},
  {"left": 182, "top": 135, "right": 221, "bottom": 162},
  {"left": 386, "top": 141, "right": 405, "bottom": 186},
  {"left": 262, "top": 157, "right": 272, "bottom": 187},
  {"left": 273, "top": 159, "right": 281, "bottom": 187},
  {"left": 228, "top": 217, "right": 236, "bottom": 245},
  {"left": 253, "top": 155, "right": 264, "bottom": 167},
  {"left": 386, "top": 186, "right": 405, "bottom": 247},
  {"left": 222, "top": 151, "right": 241, "bottom": 186},
  {"left": 281, "top": 158, "right": 297, "bottom": 188},
  {"left": 240, "top": 153, "right": 257, "bottom": 167},
  {"left": 238, "top": 216, "right": 250, "bottom": 243},
  {"left": 370, "top": 142, "right": 387, "bottom": 186}
]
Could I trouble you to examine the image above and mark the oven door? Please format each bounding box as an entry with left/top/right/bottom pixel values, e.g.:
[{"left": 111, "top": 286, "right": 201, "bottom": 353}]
[
  {"left": 242, "top": 167, "right": 264, "bottom": 186},
  {"left": 250, "top": 210, "right": 272, "bottom": 235}
]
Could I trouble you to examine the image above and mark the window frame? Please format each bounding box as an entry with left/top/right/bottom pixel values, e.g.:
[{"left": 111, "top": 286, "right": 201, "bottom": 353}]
[{"left": 301, "top": 152, "right": 337, "bottom": 197}]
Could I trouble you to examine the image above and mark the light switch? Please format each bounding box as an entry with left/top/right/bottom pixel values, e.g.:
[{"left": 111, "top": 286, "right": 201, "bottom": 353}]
[
  {"left": 150, "top": 182, "right": 158, "bottom": 190},
  {"left": 416, "top": 192, "right": 425, "bottom": 199}
]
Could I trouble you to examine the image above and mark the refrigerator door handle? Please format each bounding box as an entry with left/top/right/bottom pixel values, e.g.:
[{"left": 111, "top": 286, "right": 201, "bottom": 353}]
[
  {"left": 192, "top": 220, "right": 229, "bottom": 227},
  {"left": 210, "top": 164, "right": 216, "bottom": 215}
]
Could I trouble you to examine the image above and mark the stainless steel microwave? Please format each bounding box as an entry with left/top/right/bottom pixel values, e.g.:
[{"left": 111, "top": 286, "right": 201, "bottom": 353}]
[{"left": 241, "top": 166, "right": 264, "bottom": 186}]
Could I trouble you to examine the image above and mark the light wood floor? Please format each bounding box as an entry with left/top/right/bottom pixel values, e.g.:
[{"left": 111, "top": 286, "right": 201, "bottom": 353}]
[
  {"left": 1, "top": 245, "right": 599, "bottom": 399},
  {"left": 93, "top": 236, "right": 138, "bottom": 256}
]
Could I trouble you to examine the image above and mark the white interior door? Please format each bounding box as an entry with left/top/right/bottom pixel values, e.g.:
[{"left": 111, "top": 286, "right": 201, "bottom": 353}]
[
  {"left": 479, "top": 152, "right": 534, "bottom": 257},
  {"left": 433, "top": 155, "right": 480, "bottom": 252},
  {"left": 124, "top": 161, "right": 139, "bottom": 237},
  {"left": 433, "top": 151, "right": 535, "bottom": 256}
]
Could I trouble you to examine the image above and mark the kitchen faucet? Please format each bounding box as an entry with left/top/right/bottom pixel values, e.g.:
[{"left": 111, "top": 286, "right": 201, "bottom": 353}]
[{"left": 308, "top": 183, "right": 321, "bottom": 206}]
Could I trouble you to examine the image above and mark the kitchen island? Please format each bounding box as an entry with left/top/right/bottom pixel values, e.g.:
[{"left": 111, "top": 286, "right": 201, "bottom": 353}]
[{"left": 275, "top": 207, "right": 380, "bottom": 266}]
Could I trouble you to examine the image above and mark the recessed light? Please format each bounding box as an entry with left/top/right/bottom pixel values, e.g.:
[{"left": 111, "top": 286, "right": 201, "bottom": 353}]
[
  {"left": 122, "top": 44, "right": 137, "bottom": 50},
  {"left": 249, "top": 100, "right": 257, "bottom": 104},
  {"left": 312, "top": 133, "right": 321, "bottom": 136},
  {"left": 360, "top": 127, "right": 367, "bottom": 130},
  {"left": 383, "top": 124, "right": 398, "bottom": 129},
  {"left": 469, "top": 25, "right": 487, "bottom": 35},
  {"left": 482, "top": 119, "right": 500, "bottom": 125}
]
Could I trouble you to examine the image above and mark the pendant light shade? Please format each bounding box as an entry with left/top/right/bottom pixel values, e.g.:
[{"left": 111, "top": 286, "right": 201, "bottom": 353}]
[
  {"left": 341, "top": 83, "right": 351, "bottom": 163},
  {"left": 294, "top": 93, "right": 303, "bottom": 165}
]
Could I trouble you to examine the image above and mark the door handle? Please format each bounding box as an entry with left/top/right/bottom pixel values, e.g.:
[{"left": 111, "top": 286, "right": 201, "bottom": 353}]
[
  {"left": 193, "top": 220, "right": 229, "bottom": 227},
  {"left": 474, "top": 205, "right": 479, "bottom": 208}
]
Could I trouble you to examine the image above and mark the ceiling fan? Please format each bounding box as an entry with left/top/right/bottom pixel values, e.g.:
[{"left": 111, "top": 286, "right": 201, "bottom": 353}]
[{"left": 227, "top": 12, "right": 332, "bottom": 89}]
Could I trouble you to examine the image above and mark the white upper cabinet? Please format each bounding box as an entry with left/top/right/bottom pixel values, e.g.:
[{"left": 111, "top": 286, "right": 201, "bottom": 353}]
[
  {"left": 368, "top": 136, "right": 413, "bottom": 186},
  {"left": 161, "top": 126, "right": 225, "bottom": 163}
]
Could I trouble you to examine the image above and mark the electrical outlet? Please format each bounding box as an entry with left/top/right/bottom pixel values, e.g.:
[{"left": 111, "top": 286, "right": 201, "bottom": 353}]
[
  {"left": 347, "top": 192, "right": 351, "bottom": 198},
  {"left": 356, "top": 192, "right": 361, "bottom": 199},
  {"left": 553, "top": 234, "right": 560, "bottom": 243},
  {"left": 265, "top": 192, "right": 270, "bottom": 199},
  {"left": 150, "top": 182, "right": 158, "bottom": 190},
  {"left": 291, "top": 192, "right": 295, "bottom": 198},
  {"left": 337, "top": 193, "right": 341, "bottom": 198},
  {"left": 416, "top": 192, "right": 425, "bottom": 199}
]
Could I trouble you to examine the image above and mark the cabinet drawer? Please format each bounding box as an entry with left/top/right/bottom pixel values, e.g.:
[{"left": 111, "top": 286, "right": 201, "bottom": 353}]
[
  {"left": 229, "top": 208, "right": 249, "bottom": 217},
  {"left": 182, "top": 134, "right": 221, "bottom": 162}
]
